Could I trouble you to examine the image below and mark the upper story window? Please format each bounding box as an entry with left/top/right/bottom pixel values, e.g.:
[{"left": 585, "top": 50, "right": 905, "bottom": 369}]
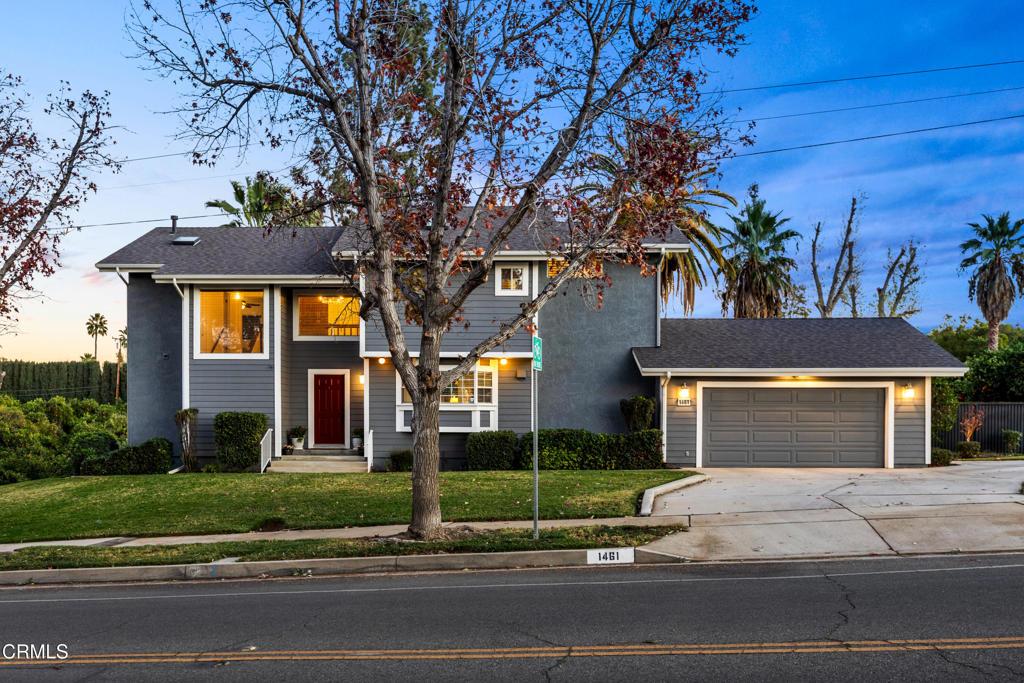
[
  {"left": 495, "top": 264, "right": 528, "bottom": 296},
  {"left": 294, "top": 292, "right": 360, "bottom": 340},
  {"left": 546, "top": 256, "right": 603, "bottom": 279},
  {"left": 196, "top": 289, "right": 267, "bottom": 357}
]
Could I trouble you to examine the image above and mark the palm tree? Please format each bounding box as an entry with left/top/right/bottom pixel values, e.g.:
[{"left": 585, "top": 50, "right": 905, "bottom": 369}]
[
  {"left": 79, "top": 353, "right": 96, "bottom": 363},
  {"left": 206, "top": 174, "right": 320, "bottom": 227},
  {"left": 85, "top": 313, "right": 108, "bottom": 361},
  {"left": 114, "top": 327, "right": 127, "bottom": 401},
  {"left": 719, "top": 187, "right": 802, "bottom": 318},
  {"left": 959, "top": 212, "right": 1024, "bottom": 350}
]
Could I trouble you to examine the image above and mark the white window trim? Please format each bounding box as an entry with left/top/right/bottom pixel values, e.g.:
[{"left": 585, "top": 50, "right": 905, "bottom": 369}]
[
  {"left": 292, "top": 289, "right": 360, "bottom": 341},
  {"left": 193, "top": 287, "right": 271, "bottom": 360},
  {"left": 307, "top": 369, "right": 351, "bottom": 449},
  {"left": 693, "top": 381, "right": 895, "bottom": 469},
  {"left": 394, "top": 362, "right": 499, "bottom": 433},
  {"left": 494, "top": 262, "right": 529, "bottom": 296}
]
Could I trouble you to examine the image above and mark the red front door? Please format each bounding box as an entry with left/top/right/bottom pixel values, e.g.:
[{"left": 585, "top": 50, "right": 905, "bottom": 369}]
[{"left": 313, "top": 374, "right": 346, "bottom": 445}]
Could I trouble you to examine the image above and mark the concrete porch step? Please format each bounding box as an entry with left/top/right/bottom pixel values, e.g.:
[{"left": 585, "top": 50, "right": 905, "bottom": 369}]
[
  {"left": 290, "top": 448, "right": 361, "bottom": 457},
  {"left": 280, "top": 454, "right": 364, "bottom": 463},
  {"left": 270, "top": 456, "right": 367, "bottom": 474}
]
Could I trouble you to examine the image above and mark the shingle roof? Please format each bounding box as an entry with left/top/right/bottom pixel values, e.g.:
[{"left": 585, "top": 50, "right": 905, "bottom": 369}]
[
  {"left": 96, "top": 226, "right": 344, "bottom": 276},
  {"left": 633, "top": 318, "right": 964, "bottom": 372}
]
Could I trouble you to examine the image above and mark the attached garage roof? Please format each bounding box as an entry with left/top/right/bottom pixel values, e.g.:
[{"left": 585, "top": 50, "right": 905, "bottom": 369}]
[{"left": 633, "top": 318, "right": 965, "bottom": 376}]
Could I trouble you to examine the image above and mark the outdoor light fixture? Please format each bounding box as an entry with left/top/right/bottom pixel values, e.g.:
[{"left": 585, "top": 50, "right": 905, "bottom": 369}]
[
  {"left": 499, "top": 358, "right": 508, "bottom": 366},
  {"left": 901, "top": 384, "right": 916, "bottom": 400},
  {"left": 358, "top": 373, "right": 364, "bottom": 385},
  {"left": 676, "top": 383, "right": 692, "bottom": 407},
  {"left": 377, "top": 357, "right": 386, "bottom": 365}
]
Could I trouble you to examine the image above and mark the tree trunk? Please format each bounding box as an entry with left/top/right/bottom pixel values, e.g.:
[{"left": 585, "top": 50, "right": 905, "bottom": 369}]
[
  {"left": 410, "top": 385, "right": 443, "bottom": 539},
  {"left": 987, "top": 319, "right": 1000, "bottom": 351},
  {"left": 114, "top": 354, "right": 122, "bottom": 401}
]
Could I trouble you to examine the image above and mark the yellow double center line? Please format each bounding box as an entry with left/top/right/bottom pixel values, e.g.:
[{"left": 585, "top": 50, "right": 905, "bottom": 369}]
[{"left": 4, "top": 636, "right": 1024, "bottom": 666}]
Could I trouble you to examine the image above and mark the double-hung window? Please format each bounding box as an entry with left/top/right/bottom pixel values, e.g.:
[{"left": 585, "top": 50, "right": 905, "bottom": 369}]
[
  {"left": 495, "top": 264, "right": 528, "bottom": 296},
  {"left": 396, "top": 359, "right": 499, "bottom": 431},
  {"left": 195, "top": 289, "right": 268, "bottom": 358}
]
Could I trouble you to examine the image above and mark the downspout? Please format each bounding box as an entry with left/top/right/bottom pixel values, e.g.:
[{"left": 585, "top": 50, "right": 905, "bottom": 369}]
[
  {"left": 114, "top": 267, "right": 129, "bottom": 287},
  {"left": 656, "top": 247, "right": 665, "bottom": 347},
  {"left": 660, "top": 370, "right": 672, "bottom": 462},
  {"left": 171, "top": 277, "right": 184, "bottom": 299}
]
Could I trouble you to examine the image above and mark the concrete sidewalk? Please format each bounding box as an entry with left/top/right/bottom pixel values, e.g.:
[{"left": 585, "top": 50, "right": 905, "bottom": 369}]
[
  {"left": 0, "top": 515, "right": 689, "bottom": 554},
  {"left": 646, "top": 461, "right": 1024, "bottom": 561}
]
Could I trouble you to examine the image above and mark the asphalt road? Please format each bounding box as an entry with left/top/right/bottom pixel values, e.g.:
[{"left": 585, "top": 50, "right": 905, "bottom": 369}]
[{"left": 2, "top": 554, "right": 1024, "bottom": 681}]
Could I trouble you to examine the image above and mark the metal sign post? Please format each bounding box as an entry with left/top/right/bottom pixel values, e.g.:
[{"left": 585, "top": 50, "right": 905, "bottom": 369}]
[{"left": 532, "top": 335, "right": 542, "bottom": 540}]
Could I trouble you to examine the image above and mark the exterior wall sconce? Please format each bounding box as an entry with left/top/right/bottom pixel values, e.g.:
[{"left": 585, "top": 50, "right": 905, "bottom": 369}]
[
  {"left": 901, "top": 383, "right": 916, "bottom": 400},
  {"left": 499, "top": 358, "right": 508, "bottom": 366},
  {"left": 676, "top": 383, "right": 692, "bottom": 407},
  {"left": 358, "top": 373, "right": 364, "bottom": 385},
  {"left": 377, "top": 357, "right": 386, "bottom": 365}
]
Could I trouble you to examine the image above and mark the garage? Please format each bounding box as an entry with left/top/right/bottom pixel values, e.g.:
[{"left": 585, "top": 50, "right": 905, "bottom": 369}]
[
  {"left": 702, "top": 386, "right": 885, "bottom": 467},
  {"left": 631, "top": 318, "right": 968, "bottom": 469}
]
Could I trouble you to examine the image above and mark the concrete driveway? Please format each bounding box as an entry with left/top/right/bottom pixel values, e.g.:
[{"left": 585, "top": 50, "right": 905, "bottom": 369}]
[{"left": 646, "top": 462, "right": 1024, "bottom": 561}]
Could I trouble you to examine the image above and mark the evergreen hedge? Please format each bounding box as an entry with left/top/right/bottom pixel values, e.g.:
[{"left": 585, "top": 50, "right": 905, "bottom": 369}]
[
  {"left": 214, "top": 412, "right": 268, "bottom": 472},
  {"left": 0, "top": 360, "right": 126, "bottom": 404}
]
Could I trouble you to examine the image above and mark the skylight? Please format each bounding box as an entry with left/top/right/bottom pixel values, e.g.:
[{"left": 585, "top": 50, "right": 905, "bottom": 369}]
[{"left": 172, "top": 235, "right": 200, "bottom": 246}]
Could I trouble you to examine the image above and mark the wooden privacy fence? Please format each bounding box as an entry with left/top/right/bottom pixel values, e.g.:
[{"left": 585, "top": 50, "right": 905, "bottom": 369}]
[{"left": 937, "top": 402, "right": 1024, "bottom": 452}]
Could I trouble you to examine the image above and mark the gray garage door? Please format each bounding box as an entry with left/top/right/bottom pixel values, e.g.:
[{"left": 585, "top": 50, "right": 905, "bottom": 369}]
[{"left": 703, "top": 387, "right": 884, "bottom": 467}]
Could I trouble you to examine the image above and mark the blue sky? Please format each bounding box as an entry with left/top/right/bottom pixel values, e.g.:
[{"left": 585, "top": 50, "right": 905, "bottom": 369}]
[{"left": 1, "top": 1, "right": 1023, "bottom": 360}]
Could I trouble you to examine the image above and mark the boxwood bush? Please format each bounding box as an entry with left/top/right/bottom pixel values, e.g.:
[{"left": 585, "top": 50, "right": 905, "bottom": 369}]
[
  {"left": 957, "top": 440, "right": 981, "bottom": 458},
  {"left": 930, "top": 448, "right": 955, "bottom": 467},
  {"left": 389, "top": 449, "right": 413, "bottom": 472},
  {"left": 466, "top": 430, "right": 520, "bottom": 470},
  {"left": 80, "top": 438, "right": 172, "bottom": 475},
  {"left": 214, "top": 412, "right": 268, "bottom": 472},
  {"left": 517, "top": 428, "right": 663, "bottom": 470}
]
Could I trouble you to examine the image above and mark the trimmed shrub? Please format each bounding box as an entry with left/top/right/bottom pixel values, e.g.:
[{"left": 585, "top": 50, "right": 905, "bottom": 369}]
[
  {"left": 539, "top": 447, "right": 581, "bottom": 470},
  {"left": 930, "top": 448, "right": 955, "bottom": 467},
  {"left": 1003, "top": 429, "right": 1022, "bottom": 454},
  {"left": 612, "top": 429, "right": 664, "bottom": 469},
  {"left": 957, "top": 440, "right": 981, "bottom": 458},
  {"left": 0, "top": 464, "right": 25, "bottom": 485},
  {"left": 66, "top": 429, "right": 119, "bottom": 475},
  {"left": 80, "top": 438, "right": 172, "bottom": 475},
  {"left": 466, "top": 430, "right": 520, "bottom": 470},
  {"left": 620, "top": 395, "right": 655, "bottom": 432},
  {"left": 389, "top": 450, "right": 413, "bottom": 472},
  {"left": 214, "top": 412, "right": 268, "bottom": 472}
]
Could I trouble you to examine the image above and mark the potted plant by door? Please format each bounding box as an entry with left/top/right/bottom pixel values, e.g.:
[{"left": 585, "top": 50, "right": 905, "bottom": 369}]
[
  {"left": 352, "top": 428, "right": 363, "bottom": 450},
  {"left": 288, "top": 426, "right": 307, "bottom": 450}
]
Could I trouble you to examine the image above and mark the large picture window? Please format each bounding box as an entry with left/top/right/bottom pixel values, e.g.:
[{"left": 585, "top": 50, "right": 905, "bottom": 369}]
[
  {"left": 396, "top": 359, "right": 499, "bottom": 433},
  {"left": 197, "top": 290, "right": 266, "bottom": 356},
  {"left": 294, "top": 293, "right": 360, "bottom": 339}
]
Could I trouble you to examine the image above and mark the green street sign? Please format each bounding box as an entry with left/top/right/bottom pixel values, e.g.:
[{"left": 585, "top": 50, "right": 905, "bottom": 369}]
[{"left": 532, "top": 335, "right": 542, "bottom": 371}]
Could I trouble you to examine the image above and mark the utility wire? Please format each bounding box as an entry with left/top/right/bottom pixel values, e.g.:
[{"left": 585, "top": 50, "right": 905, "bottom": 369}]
[
  {"left": 731, "top": 112, "right": 1024, "bottom": 157},
  {"left": 738, "top": 85, "right": 1024, "bottom": 123},
  {"left": 715, "top": 58, "right": 1024, "bottom": 94}
]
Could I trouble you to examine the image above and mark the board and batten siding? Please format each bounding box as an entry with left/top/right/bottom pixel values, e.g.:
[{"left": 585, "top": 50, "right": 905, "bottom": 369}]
[
  {"left": 279, "top": 288, "right": 364, "bottom": 442},
  {"left": 187, "top": 286, "right": 276, "bottom": 459},
  {"left": 366, "top": 357, "right": 533, "bottom": 470},
  {"left": 362, "top": 263, "right": 535, "bottom": 355},
  {"left": 663, "top": 377, "right": 928, "bottom": 468}
]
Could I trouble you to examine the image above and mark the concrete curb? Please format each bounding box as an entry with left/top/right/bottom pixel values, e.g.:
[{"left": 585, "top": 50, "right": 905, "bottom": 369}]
[
  {"left": 0, "top": 547, "right": 682, "bottom": 586},
  {"left": 639, "top": 474, "right": 709, "bottom": 516}
]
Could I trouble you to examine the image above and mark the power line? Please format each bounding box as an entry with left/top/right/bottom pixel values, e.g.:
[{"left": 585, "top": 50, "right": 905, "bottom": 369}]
[
  {"left": 59, "top": 213, "right": 222, "bottom": 231},
  {"left": 731, "top": 113, "right": 1024, "bottom": 158},
  {"left": 738, "top": 85, "right": 1024, "bottom": 123},
  {"left": 118, "top": 143, "right": 246, "bottom": 164},
  {"left": 714, "top": 58, "right": 1024, "bottom": 94}
]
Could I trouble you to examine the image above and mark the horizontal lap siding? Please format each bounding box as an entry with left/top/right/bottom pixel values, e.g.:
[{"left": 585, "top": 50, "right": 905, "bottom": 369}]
[
  {"left": 665, "top": 377, "right": 697, "bottom": 466},
  {"left": 188, "top": 286, "right": 275, "bottom": 460},
  {"left": 893, "top": 377, "right": 926, "bottom": 466},
  {"left": 280, "top": 288, "right": 363, "bottom": 442},
  {"left": 363, "top": 265, "right": 534, "bottom": 354},
  {"left": 367, "top": 358, "right": 532, "bottom": 470}
]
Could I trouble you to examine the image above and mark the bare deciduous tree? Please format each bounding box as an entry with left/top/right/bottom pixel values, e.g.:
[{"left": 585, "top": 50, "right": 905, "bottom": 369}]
[
  {"left": 129, "top": 0, "right": 755, "bottom": 538},
  {"left": 875, "top": 240, "right": 922, "bottom": 318},
  {"left": 0, "top": 74, "right": 118, "bottom": 332},
  {"left": 810, "top": 196, "right": 859, "bottom": 318}
]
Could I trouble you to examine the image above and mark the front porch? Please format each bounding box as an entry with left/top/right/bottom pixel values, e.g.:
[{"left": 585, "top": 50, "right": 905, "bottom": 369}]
[{"left": 272, "top": 448, "right": 367, "bottom": 473}]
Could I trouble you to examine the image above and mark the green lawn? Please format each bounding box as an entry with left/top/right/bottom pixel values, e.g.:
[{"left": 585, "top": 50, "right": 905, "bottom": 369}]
[
  {"left": 0, "top": 525, "right": 682, "bottom": 572},
  {"left": 0, "top": 470, "right": 690, "bottom": 543},
  {"left": 963, "top": 454, "right": 1024, "bottom": 461}
]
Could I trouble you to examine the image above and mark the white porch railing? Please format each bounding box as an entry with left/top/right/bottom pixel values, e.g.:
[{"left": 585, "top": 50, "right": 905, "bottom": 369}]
[
  {"left": 259, "top": 428, "right": 273, "bottom": 473},
  {"left": 365, "top": 430, "right": 374, "bottom": 472}
]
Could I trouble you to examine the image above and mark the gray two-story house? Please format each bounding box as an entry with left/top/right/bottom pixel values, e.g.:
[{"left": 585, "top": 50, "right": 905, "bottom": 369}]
[{"left": 97, "top": 222, "right": 964, "bottom": 472}]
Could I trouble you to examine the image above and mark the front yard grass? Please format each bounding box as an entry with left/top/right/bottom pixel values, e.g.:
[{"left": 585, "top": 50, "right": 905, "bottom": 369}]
[
  {"left": 0, "top": 525, "right": 682, "bottom": 572},
  {"left": 962, "top": 454, "right": 1024, "bottom": 461},
  {"left": 0, "top": 470, "right": 691, "bottom": 543}
]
